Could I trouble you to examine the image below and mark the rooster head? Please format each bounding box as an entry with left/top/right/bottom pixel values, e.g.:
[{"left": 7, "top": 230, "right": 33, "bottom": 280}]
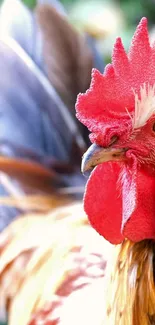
[{"left": 76, "top": 17, "right": 155, "bottom": 244}]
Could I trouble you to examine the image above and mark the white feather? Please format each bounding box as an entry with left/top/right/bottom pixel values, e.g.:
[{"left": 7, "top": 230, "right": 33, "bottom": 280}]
[{"left": 133, "top": 83, "right": 155, "bottom": 128}]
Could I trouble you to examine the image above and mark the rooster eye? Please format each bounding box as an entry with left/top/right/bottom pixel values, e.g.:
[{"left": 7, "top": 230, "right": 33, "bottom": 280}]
[
  {"left": 110, "top": 135, "right": 119, "bottom": 145},
  {"left": 153, "top": 122, "right": 155, "bottom": 132}
]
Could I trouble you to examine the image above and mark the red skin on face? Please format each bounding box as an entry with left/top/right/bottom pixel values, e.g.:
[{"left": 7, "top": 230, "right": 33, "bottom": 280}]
[{"left": 84, "top": 162, "right": 123, "bottom": 244}]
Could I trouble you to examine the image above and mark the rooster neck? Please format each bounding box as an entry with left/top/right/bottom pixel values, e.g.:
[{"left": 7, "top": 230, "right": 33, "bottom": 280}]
[{"left": 105, "top": 239, "right": 155, "bottom": 325}]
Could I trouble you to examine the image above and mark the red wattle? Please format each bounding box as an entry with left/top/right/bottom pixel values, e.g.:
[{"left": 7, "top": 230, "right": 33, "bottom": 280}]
[
  {"left": 123, "top": 166, "right": 155, "bottom": 242},
  {"left": 84, "top": 162, "right": 124, "bottom": 244},
  {"left": 84, "top": 162, "right": 155, "bottom": 244}
]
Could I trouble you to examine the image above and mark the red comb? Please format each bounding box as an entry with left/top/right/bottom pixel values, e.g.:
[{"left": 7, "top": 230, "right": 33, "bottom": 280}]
[{"left": 76, "top": 18, "right": 155, "bottom": 146}]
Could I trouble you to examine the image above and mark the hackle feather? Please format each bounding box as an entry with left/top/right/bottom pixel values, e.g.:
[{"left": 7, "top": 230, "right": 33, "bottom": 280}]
[{"left": 106, "top": 239, "right": 155, "bottom": 325}]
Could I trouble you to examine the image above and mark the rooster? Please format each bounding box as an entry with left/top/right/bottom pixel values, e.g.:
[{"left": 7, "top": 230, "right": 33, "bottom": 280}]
[{"left": 76, "top": 17, "right": 155, "bottom": 325}]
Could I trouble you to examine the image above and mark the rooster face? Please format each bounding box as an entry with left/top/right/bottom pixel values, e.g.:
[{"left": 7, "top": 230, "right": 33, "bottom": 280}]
[
  {"left": 76, "top": 18, "right": 155, "bottom": 244},
  {"left": 82, "top": 115, "right": 155, "bottom": 174}
]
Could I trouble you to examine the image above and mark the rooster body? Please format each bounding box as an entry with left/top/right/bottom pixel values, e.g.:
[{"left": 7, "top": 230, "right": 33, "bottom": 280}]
[
  {"left": 0, "top": 203, "right": 111, "bottom": 325},
  {"left": 76, "top": 17, "right": 155, "bottom": 325}
]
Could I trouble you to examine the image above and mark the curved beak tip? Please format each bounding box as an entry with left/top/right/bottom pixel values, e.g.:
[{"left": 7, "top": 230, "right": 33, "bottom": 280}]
[
  {"left": 81, "top": 159, "right": 92, "bottom": 177},
  {"left": 81, "top": 143, "right": 126, "bottom": 175},
  {"left": 81, "top": 143, "right": 99, "bottom": 175}
]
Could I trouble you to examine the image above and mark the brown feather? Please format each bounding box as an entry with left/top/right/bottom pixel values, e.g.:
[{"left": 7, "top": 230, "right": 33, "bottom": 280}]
[
  {"left": 105, "top": 239, "right": 155, "bottom": 325},
  {"left": 0, "top": 156, "right": 63, "bottom": 194}
]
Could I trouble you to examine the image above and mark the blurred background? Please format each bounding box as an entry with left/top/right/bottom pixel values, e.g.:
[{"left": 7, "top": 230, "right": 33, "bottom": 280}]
[
  {"left": 1, "top": 0, "right": 155, "bottom": 62},
  {"left": 7, "top": 0, "right": 155, "bottom": 62},
  {"left": 0, "top": 1, "right": 154, "bottom": 325}
]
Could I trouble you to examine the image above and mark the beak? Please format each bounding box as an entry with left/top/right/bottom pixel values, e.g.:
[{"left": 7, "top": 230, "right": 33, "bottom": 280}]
[{"left": 82, "top": 143, "right": 126, "bottom": 175}]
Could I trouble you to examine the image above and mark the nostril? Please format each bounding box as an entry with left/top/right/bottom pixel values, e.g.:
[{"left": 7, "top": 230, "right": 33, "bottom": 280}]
[{"left": 109, "top": 135, "right": 119, "bottom": 146}]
